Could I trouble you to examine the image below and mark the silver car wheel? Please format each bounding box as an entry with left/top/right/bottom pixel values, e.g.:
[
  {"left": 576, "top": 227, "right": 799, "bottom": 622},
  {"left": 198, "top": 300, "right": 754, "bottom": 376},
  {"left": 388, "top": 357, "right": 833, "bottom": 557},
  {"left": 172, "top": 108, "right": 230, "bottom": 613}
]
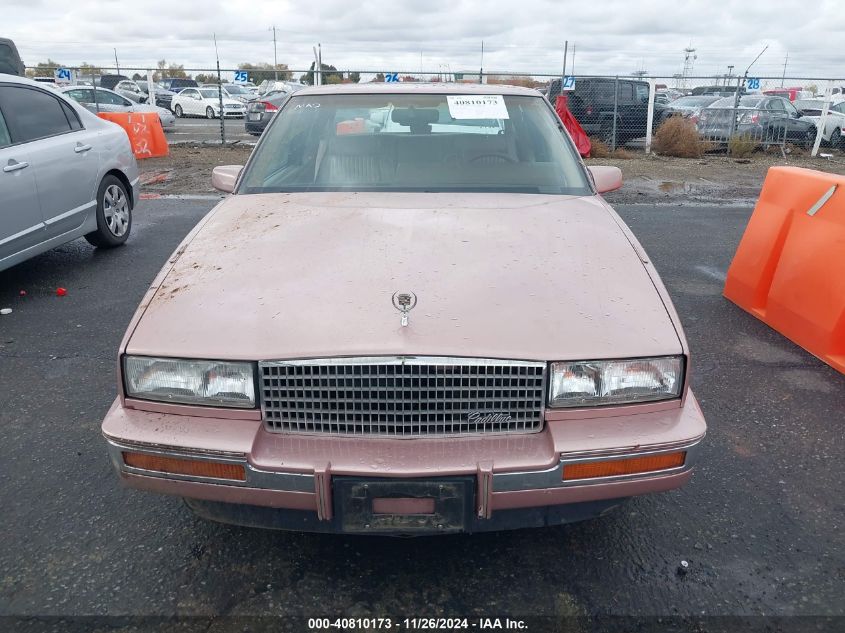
[{"left": 103, "top": 184, "right": 130, "bottom": 237}]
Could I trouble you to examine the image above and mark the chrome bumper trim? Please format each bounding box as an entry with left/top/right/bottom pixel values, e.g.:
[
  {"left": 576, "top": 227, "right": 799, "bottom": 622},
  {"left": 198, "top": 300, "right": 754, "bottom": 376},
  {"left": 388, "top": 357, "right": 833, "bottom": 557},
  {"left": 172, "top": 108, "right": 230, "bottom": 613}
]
[
  {"left": 105, "top": 439, "right": 315, "bottom": 492},
  {"left": 491, "top": 437, "right": 703, "bottom": 492},
  {"left": 106, "top": 436, "right": 703, "bottom": 497}
]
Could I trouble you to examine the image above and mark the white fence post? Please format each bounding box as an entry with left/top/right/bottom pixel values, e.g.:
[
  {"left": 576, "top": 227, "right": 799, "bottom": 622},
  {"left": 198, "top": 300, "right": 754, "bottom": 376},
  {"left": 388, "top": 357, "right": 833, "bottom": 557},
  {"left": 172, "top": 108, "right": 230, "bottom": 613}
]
[
  {"left": 146, "top": 69, "right": 156, "bottom": 110},
  {"left": 645, "top": 78, "right": 656, "bottom": 154},
  {"left": 811, "top": 82, "right": 832, "bottom": 158}
]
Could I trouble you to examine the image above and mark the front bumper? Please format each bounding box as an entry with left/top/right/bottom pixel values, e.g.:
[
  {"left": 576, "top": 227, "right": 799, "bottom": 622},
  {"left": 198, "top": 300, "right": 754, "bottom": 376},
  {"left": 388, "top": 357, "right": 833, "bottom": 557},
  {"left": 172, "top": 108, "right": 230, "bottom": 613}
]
[{"left": 103, "top": 391, "right": 706, "bottom": 534}]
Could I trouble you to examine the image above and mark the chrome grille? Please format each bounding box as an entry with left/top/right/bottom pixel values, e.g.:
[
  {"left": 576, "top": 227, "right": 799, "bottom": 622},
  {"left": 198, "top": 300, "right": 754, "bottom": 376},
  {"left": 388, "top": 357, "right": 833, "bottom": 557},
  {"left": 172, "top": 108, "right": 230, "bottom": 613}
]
[{"left": 260, "top": 357, "right": 546, "bottom": 436}]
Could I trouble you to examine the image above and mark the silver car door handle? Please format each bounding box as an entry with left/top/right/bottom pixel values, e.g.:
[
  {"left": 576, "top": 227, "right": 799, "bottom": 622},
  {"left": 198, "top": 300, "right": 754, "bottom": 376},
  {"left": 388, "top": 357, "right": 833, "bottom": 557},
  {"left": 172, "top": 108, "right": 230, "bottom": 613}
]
[
  {"left": 75, "top": 144, "right": 93, "bottom": 153},
  {"left": 3, "top": 161, "right": 29, "bottom": 173}
]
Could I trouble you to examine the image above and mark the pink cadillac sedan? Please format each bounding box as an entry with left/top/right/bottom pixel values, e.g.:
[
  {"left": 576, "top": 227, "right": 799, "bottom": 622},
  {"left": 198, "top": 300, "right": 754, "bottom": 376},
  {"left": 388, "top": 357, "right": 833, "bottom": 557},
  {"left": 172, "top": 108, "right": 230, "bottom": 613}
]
[{"left": 102, "top": 84, "right": 706, "bottom": 535}]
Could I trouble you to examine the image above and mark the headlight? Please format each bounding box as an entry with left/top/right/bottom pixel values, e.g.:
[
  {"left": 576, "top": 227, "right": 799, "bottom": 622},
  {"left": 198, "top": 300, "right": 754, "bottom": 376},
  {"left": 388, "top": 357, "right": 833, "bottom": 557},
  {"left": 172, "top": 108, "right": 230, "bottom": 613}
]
[
  {"left": 549, "top": 356, "right": 683, "bottom": 408},
  {"left": 123, "top": 356, "right": 255, "bottom": 408}
]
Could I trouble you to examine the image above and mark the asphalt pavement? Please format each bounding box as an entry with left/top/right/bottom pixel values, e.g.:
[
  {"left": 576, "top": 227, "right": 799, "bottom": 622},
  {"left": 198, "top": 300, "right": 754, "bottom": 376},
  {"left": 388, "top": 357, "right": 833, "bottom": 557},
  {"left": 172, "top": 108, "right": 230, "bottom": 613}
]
[
  {"left": 165, "top": 117, "right": 256, "bottom": 144},
  {"left": 0, "top": 198, "right": 842, "bottom": 631}
]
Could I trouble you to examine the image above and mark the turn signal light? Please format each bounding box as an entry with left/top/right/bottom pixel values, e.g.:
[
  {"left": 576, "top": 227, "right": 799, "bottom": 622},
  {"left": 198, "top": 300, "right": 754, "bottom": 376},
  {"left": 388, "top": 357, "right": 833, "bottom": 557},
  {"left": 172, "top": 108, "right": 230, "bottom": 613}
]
[
  {"left": 563, "top": 451, "right": 685, "bottom": 481},
  {"left": 122, "top": 452, "right": 246, "bottom": 481}
]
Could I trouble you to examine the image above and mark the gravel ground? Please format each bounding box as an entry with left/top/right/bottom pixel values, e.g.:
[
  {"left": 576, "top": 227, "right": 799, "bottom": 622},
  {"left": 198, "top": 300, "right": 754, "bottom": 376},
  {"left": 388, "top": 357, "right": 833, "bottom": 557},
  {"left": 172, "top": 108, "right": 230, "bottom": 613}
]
[{"left": 138, "top": 145, "right": 845, "bottom": 202}]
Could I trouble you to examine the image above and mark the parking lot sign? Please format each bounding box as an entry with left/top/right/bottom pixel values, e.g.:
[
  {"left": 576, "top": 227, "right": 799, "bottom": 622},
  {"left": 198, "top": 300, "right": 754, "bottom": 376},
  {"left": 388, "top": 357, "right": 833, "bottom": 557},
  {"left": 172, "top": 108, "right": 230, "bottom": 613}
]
[
  {"left": 54, "top": 68, "right": 72, "bottom": 84},
  {"left": 748, "top": 77, "right": 760, "bottom": 90},
  {"left": 385, "top": 73, "right": 399, "bottom": 82},
  {"left": 233, "top": 70, "right": 249, "bottom": 83},
  {"left": 562, "top": 75, "right": 576, "bottom": 91}
]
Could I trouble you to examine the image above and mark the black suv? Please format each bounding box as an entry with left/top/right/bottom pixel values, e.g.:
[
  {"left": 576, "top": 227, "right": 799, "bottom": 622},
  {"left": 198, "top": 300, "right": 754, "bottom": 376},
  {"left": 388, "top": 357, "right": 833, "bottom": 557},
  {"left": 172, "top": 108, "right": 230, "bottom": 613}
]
[
  {"left": 0, "top": 38, "right": 24, "bottom": 76},
  {"left": 159, "top": 78, "right": 199, "bottom": 93},
  {"left": 547, "top": 77, "right": 660, "bottom": 145}
]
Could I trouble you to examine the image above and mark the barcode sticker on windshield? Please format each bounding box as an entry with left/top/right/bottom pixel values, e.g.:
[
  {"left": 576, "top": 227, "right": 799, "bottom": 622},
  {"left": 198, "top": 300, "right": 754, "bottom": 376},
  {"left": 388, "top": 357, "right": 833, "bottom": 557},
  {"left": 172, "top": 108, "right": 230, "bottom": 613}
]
[{"left": 447, "top": 95, "right": 509, "bottom": 120}]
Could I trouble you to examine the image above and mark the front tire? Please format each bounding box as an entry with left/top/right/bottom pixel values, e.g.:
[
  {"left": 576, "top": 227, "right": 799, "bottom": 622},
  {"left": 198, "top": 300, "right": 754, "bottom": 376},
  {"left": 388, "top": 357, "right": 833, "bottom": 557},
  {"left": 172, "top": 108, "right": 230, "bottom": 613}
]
[
  {"left": 206, "top": 106, "right": 216, "bottom": 119},
  {"left": 84, "top": 176, "right": 132, "bottom": 248},
  {"left": 830, "top": 128, "right": 842, "bottom": 149},
  {"left": 801, "top": 128, "right": 817, "bottom": 149},
  {"left": 174, "top": 104, "right": 183, "bottom": 118}
]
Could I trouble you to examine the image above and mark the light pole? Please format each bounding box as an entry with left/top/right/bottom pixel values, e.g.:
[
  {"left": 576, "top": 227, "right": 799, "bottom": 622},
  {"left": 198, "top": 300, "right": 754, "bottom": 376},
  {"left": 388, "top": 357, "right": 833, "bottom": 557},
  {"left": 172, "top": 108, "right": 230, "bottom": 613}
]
[{"left": 270, "top": 26, "right": 278, "bottom": 80}]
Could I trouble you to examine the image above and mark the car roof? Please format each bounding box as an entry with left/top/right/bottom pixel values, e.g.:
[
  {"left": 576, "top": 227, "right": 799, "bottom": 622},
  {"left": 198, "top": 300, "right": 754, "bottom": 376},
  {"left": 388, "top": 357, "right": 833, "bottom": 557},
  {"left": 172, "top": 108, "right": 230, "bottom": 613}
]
[{"left": 293, "top": 82, "right": 542, "bottom": 97}]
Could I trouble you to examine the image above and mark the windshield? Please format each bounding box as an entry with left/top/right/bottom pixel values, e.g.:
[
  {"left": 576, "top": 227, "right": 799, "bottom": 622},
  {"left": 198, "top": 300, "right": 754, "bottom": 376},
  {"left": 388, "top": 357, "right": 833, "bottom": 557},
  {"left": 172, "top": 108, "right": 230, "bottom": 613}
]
[
  {"left": 672, "top": 96, "right": 720, "bottom": 107},
  {"left": 224, "top": 84, "right": 249, "bottom": 94},
  {"left": 794, "top": 100, "right": 823, "bottom": 110},
  {"left": 709, "top": 96, "right": 766, "bottom": 109},
  {"left": 200, "top": 89, "right": 221, "bottom": 99},
  {"left": 240, "top": 93, "right": 590, "bottom": 195}
]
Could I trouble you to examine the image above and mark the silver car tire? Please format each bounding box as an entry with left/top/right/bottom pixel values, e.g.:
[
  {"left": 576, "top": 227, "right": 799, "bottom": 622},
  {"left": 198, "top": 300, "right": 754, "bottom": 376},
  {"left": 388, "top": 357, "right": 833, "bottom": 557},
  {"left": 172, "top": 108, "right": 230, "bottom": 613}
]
[
  {"left": 206, "top": 106, "right": 215, "bottom": 119},
  {"left": 830, "top": 128, "right": 841, "bottom": 149},
  {"left": 174, "top": 104, "right": 183, "bottom": 118},
  {"left": 84, "top": 175, "right": 132, "bottom": 248}
]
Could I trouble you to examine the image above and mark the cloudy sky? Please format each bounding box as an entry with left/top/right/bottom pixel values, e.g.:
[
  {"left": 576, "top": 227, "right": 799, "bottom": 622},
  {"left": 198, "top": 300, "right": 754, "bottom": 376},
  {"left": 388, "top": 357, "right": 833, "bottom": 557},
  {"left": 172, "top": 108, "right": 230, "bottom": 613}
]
[{"left": 5, "top": 0, "right": 844, "bottom": 81}]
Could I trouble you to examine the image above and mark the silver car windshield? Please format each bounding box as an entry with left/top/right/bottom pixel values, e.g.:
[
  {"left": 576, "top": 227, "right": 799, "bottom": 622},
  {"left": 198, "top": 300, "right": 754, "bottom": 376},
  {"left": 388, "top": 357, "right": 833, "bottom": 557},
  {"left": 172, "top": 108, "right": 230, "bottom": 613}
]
[{"left": 240, "top": 93, "right": 591, "bottom": 195}]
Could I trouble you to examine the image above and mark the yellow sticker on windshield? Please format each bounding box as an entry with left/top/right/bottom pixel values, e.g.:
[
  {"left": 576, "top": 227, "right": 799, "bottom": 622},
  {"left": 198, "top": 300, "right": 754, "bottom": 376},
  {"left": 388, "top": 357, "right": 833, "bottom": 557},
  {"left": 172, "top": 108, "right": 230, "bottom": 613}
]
[{"left": 446, "top": 95, "right": 509, "bottom": 120}]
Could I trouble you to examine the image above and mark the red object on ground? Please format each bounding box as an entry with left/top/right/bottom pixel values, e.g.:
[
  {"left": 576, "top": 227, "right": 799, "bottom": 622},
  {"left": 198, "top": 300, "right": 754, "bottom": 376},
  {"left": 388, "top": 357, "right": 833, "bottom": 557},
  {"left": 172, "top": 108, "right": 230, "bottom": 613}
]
[
  {"left": 56, "top": 288, "right": 67, "bottom": 297},
  {"left": 555, "top": 95, "right": 591, "bottom": 158},
  {"left": 19, "top": 290, "right": 26, "bottom": 296}
]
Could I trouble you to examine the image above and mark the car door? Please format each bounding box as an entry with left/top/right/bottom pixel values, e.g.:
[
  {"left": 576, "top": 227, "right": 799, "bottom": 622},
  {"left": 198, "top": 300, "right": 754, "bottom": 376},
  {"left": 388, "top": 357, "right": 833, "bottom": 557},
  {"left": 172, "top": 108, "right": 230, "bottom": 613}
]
[
  {"left": 780, "top": 98, "right": 808, "bottom": 140},
  {"left": 0, "top": 90, "right": 44, "bottom": 262},
  {"left": 180, "top": 89, "right": 198, "bottom": 115},
  {"left": 0, "top": 84, "right": 100, "bottom": 239}
]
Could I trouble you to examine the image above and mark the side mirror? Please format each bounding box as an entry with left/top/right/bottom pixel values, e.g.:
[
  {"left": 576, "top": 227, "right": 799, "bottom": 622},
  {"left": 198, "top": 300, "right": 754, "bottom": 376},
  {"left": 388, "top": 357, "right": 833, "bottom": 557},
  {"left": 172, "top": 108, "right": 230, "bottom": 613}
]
[
  {"left": 588, "top": 166, "right": 623, "bottom": 194},
  {"left": 211, "top": 165, "right": 243, "bottom": 193}
]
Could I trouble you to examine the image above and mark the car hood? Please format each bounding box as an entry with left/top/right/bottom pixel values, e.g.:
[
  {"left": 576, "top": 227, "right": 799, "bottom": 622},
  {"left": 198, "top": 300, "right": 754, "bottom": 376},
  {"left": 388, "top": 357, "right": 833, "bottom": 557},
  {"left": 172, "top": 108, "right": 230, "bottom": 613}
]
[{"left": 126, "top": 193, "right": 682, "bottom": 362}]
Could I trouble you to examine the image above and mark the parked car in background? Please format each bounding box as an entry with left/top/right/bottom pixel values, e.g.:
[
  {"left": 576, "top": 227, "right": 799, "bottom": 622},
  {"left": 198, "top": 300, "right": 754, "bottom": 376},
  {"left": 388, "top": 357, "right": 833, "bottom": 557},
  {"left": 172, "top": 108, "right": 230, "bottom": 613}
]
[
  {"left": 764, "top": 88, "right": 814, "bottom": 102},
  {"left": 136, "top": 80, "right": 177, "bottom": 111},
  {"left": 0, "top": 74, "right": 139, "bottom": 272},
  {"left": 98, "top": 74, "right": 129, "bottom": 90},
  {"left": 0, "top": 38, "right": 25, "bottom": 76},
  {"left": 257, "top": 79, "right": 306, "bottom": 96},
  {"left": 690, "top": 85, "right": 745, "bottom": 96},
  {"left": 159, "top": 77, "right": 198, "bottom": 93},
  {"left": 794, "top": 98, "right": 845, "bottom": 147},
  {"left": 102, "top": 83, "right": 705, "bottom": 536},
  {"left": 113, "top": 79, "right": 147, "bottom": 103},
  {"left": 216, "top": 83, "right": 254, "bottom": 103},
  {"left": 60, "top": 86, "right": 175, "bottom": 129},
  {"left": 171, "top": 87, "right": 245, "bottom": 118},
  {"left": 697, "top": 95, "right": 817, "bottom": 147},
  {"left": 547, "top": 76, "right": 661, "bottom": 144},
  {"left": 30, "top": 77, "right": 59, "bottom": 89},
  {"left": 244, "top": 90, "right": 290, "bottom": 135},
  {"left": 656, "top": 95, "right": 722, "bottom": 124}
]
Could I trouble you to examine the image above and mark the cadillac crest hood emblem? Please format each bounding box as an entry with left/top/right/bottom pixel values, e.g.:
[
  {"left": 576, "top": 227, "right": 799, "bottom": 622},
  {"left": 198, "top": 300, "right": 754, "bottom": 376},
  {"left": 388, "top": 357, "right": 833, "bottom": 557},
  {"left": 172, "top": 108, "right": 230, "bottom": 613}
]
[{"left": 392, "top": 291, "right": 417, "bottom": 327}]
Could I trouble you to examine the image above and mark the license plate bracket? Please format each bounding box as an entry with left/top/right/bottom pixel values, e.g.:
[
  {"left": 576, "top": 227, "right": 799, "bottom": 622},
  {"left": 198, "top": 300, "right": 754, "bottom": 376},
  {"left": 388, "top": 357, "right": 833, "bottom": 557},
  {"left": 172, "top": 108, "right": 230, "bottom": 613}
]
[{"left": 335, "top": 477, "right": 475, "bottom": 534}]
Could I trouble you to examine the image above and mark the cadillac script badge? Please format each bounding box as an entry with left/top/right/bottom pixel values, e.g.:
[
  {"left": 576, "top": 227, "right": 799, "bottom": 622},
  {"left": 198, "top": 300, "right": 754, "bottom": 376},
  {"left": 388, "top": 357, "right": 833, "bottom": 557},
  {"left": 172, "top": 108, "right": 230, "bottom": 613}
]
[{"left": 391, "top": 291, "right": 417, "bottom": 327}]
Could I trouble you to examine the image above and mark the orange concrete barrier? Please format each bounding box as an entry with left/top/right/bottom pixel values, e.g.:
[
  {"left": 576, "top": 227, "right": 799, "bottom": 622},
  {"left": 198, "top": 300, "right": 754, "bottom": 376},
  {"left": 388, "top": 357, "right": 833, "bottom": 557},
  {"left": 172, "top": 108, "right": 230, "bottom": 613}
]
[
  {"left": 97, "top": 112, "right": 169, "bottom": 159},
  {"left": 723, "top": 166, "right": 845, "bottom": 373}
]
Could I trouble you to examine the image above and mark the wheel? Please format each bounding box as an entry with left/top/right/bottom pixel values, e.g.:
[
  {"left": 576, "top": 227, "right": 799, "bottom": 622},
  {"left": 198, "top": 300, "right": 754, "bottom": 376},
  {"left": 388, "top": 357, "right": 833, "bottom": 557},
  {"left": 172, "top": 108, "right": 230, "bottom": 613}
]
[
  {"left": 801, "top": 128, "right": 817, "bottom": 149},
  {"left": 830, "top": 128, "right": 842, "bottom": 149},
  {"left": 206, "top": 106, "right": 216, "bottom": 119},
  {"left": 174, "top": 104, "right": 183, "bottom": 118},
  {"left": 600, "top": 120, "right": 617, "bottom": 147},
  {"left": 84, "top": 175, "right": 131, "bottom": 248}
]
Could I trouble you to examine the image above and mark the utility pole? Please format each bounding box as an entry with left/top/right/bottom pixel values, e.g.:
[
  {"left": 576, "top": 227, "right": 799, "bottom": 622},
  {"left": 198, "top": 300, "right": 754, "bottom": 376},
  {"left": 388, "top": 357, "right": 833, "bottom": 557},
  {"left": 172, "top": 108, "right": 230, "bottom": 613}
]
[
  {"left": 781, "top": 51, "right": 788, "bottom": 87},
  {"left": 571, "top": 42, "right": 575, "bottom": 75},
  {"left": 271, "top": 26, "right": 278, "bottom": 80},
  {"left": 479, "top": 40, "right": 484, "bottom": 84},
  {"left": 114, "top": 48, "right": 120, "bottom": 74},
  {"left": 213, "top": 33, "right": 225, "bottom": 144},
  {"left": 562, "top": 40, "right": 568, "bottom": 77}
]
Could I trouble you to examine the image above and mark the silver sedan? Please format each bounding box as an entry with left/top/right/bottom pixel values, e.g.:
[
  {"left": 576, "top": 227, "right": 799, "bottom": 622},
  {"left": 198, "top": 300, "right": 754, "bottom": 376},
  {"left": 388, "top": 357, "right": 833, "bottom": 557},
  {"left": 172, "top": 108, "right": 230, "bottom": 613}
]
[
  {"left": 0, "top": 74, "right": 140, "bottom": 272},
  {"left": 60, "top": 85, "right": 176, "bottom": 129}
]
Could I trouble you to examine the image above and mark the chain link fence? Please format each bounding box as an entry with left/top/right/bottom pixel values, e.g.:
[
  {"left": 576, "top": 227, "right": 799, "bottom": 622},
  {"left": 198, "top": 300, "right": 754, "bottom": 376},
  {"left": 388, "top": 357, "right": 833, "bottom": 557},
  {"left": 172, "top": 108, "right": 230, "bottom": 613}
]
[{"left": 26, "top": 65, "right": 845, "bottom": 156}]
